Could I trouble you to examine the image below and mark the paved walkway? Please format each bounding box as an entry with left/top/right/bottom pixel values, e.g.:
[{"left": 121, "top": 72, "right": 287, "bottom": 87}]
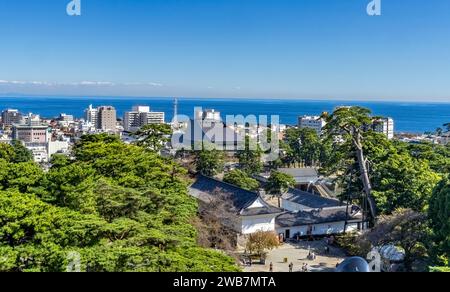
[{"left": 242, "top": 240, "right": 346, "bottom": 273}]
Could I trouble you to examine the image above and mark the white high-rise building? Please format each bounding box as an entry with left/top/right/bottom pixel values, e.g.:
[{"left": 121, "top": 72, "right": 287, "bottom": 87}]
[
  {"left": 196, "top": 109, "right": 221, "bottom": 122},
  {"left": 372, "top": 117, "right": 395, "bottom": 140},
  {"left": 298, "top": 116, "right": 326, "bottom": 135},
  {"left": 84, "top": 105, "right": 98, "bottom": 127},
  {"left": 123, "top": 106, "right": 165, "bottom": 132}
]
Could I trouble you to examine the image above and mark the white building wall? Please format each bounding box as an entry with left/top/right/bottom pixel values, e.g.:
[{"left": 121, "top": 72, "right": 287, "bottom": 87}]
[
  {"left": 247, "top": 197, "right": 267, "bottom": 209},
  {"left": 48, "top": 140, "right": 70, "bottom": 157},
  {"left": 276, "top": 225, "right": 309, "bottom": 237},
  {"left": 241, "top": 215, "right": 277, "bottom": 235},
  {"left": 276, "top": 221, "right": 361, "bottom": 238}
]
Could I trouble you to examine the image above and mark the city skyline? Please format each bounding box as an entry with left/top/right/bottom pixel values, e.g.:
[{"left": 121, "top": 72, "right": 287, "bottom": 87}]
[{"left": 1, "top": 0, "right": 450, "bottom": 101}]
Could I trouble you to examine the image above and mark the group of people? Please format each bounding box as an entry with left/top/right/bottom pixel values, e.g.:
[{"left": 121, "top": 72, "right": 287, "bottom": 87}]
[
  {"left": 268, "top": 262, "right": 309, "bottom": 273},
  {"left": 307, "top": 251, "right": 317, "bottom": 261},
  {"left": 264, "top": 238, "right": 335, "bottom": 272}
]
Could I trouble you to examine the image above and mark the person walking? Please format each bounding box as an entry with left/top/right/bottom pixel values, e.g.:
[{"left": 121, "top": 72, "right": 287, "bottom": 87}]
[{"left": 289, "top": 262, "right": 293, "bottom": 272}]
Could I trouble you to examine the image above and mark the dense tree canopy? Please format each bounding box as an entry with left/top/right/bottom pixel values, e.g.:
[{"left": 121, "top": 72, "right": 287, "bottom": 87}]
[
  {"left": 265, "top": 171, "right": 296, "bottom": 196},
  {"left": 363, "top": 134, "right": 441, "bottom": 214},
  {"left": 0, "top": 141, "right": 33, "bottom": 163},
  {"left": 223, "top": 169, "right": 260, "bottom": 191},
  {"left": 319, "top": 108, "right": 440, "bottom": 216},
  {"left": 195, "top": 144, "right": 224, "bottom": 177},
  {"left": 283, "top": 127, "right": 325, "bottom": 167},
  {"left": 429, "top": 175, "right": 450, "bottom": 267},
  {"left": 236, "top": 136, "right": 263, "bottom": 175},
  {"left": 133, "top": 124, "right": 172, "bottom": 152},
  {"left": 405, "top": 142, "right": 450, "bottom": 174},
  {"left": 265, "top": 171, "right": 295, "bottom": 207},
  {"left": 0, "top": 136, "right": 239, "bottom": 272}
]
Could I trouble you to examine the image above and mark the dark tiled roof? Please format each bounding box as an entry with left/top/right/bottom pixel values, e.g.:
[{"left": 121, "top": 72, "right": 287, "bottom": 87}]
[
  {"left": 282, "top": 188, "right": 342, "bottom": 209},
  {"left": 189, "top": 175, "right": 282, "bottom": 216},
  {"left": 277, "top": 168, "right": 319, "bottom": 184},
  {"left": 177, "top": 120, "right": 245, "bottom": 146},
  {"left": 276, "top": 206, "right": 363, "bottom": 228}
]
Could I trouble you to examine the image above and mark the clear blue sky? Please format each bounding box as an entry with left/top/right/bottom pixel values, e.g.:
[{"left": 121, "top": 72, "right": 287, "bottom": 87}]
[{"left": 0, "top": 0, "right": 449, "bottom": 101}]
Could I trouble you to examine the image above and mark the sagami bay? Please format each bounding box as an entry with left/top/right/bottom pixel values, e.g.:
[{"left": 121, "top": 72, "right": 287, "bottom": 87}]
[{"left": 1, "top": 96, "right": 449, "bottom": 133}]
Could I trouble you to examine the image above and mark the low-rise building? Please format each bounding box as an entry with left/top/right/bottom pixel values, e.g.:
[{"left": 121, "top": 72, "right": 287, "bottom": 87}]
[
  {"left": 280, "top": 188, "right": 341, "bottom": 212},
  {"left": 12, "top": 114, "right": 51, "bottom": 163},
  {"left": 12, "top": 117, "right": 49, "bottom": 144},
  {"left": 188, "top": 175, "right": 368, "bottom": 242},
  {"left": 298, "top": 115, "right": 326, "bottom": 135},
  {"left": 257, "top": 168, "right": 320, "bottom": 192},
  {"left": 276, "top": 206, "right": 364, "bottom": 239},
  {"left": 48, "top": 140, "right": 70, "bottom": 157},
  {"left": 189, "top": 175, "right": 283, "bottom": 235}
]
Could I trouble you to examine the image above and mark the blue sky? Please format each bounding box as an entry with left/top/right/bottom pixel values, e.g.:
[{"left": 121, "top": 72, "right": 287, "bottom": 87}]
[{"left": 0, "top": 0, "right": 450, "bottom": 101}]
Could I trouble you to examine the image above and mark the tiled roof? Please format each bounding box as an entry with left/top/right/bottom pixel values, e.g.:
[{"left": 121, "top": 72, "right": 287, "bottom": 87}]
[
  {"left": 177, "top": 120, "right": 245, "bottom": 146},
  {"left": 276, "top": 206, "right": 363, "bottom": 228},
  {"left": 282, "top": 188, "right": 342, "bottom": 209},
  {"left": 189, "top": 175, "right": 282, "bottom": 216},
  {"left": 277, "top": 168, "right": 320, "bottom": 184}
]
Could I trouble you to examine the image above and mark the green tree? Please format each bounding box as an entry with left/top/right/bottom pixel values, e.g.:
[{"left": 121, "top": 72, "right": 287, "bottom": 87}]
[
  {"left": 371, "top": 151, "right": 440, "bottom": 214},
  {"left": 265, "top": 171, "right": 295, "bottom": 207},
  {"left": 11, "top": 140, "right": 33, "bottom": 163},
  {"left": 5, "top": 162, "right": 44, "bottom": 193},
  {"left": 284, "top": 127, "right": 322, "bottom": 167},
  {"left": 429, "top": 175, "right": 450, "bottom": 267},
  {"left": 405, "top": 142, "right": 450, "bottom": 174},
  {"left": 223, "top": 169, "right": 260, "bottom": 191},
  {"left": 322, "top": 107, "right": 377, "bottom": 224},
  {"left": 0, "top": 134, "right": 240, "bottom": 272},
  {"left": 236, "top": 136, "right": 263, "bottom": 175},
  {"left": 195, "top": 145, "right": 224, "bottom": 177},
  {"left": 0, "top": 143, "right": 15, "bottom": 162},
  {"left": 49, "top": 154, "right": 71, "bottom": 168},
  {"left": 133, "top": 124, "right": 172, "bottom": 152}
]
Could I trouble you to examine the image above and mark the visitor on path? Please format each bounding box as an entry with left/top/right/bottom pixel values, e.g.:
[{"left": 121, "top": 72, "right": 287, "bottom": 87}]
[{"left": 289, "top": 262, "right": 293, "bottom": 272}]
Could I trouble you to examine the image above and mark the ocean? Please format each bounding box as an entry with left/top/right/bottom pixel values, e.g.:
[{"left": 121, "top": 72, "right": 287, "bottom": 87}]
[{"left": 1, "top": 96, "right": 449, "bottom": 133}]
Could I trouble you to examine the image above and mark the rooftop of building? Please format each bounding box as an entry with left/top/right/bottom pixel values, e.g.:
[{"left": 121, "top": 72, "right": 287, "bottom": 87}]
[
  {"left": 189, "top": 175, "right": 283, "bottom": 217},
  {"left": 257, "top": 168, "right": 320, "bottom": 184},
  {"left": 281, "top": 187, "right": 342, "bottom": 209},
  {"left": 276, "top": 205, "right": 362, "bottom": 228}
]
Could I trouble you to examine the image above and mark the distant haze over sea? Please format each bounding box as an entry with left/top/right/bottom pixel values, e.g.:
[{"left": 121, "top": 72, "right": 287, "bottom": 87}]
[{"left": 1, "top": 96, "right": 449, "bottom": 133}]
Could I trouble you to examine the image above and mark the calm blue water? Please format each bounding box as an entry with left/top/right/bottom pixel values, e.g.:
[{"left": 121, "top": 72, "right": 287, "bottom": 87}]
[{"left": 1, "top": 96, "right": 449, "bottom": 133}]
